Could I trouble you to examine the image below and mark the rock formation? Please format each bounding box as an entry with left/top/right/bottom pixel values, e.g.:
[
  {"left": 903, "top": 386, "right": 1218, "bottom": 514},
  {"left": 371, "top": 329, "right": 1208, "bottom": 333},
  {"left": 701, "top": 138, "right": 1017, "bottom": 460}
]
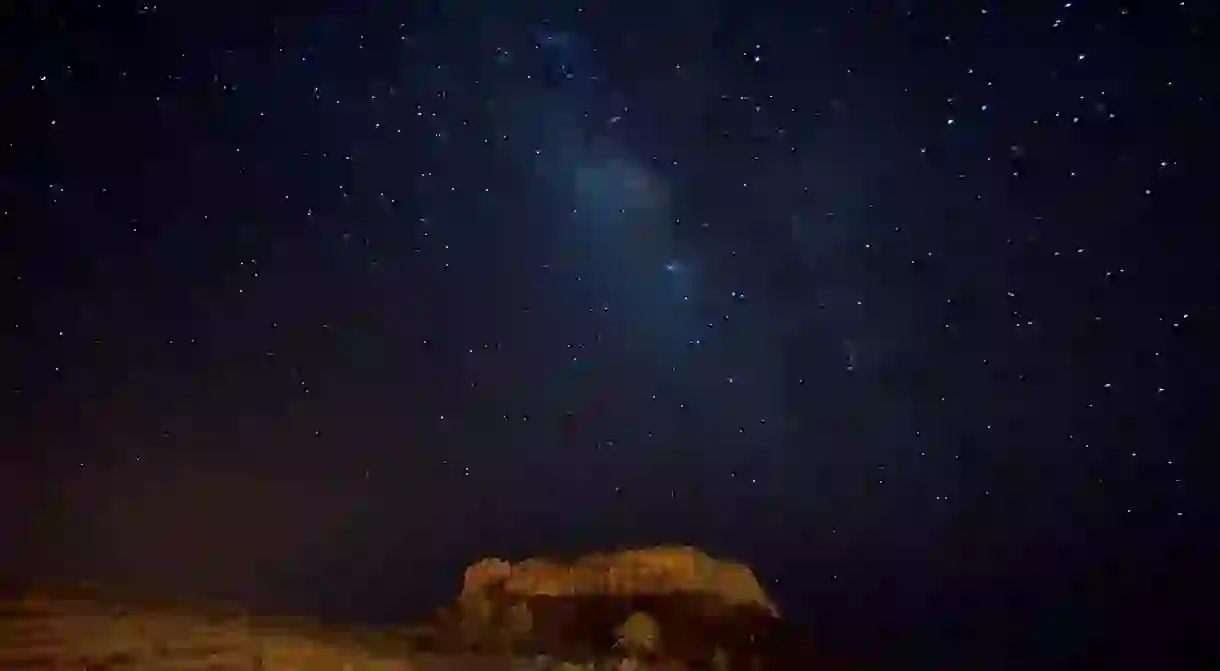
[
  {"left": 459, "top": 546, "right": 779, "bottom": 617},
  {"left": 436, "top": 546, "right": 791, "bottom": 666}
]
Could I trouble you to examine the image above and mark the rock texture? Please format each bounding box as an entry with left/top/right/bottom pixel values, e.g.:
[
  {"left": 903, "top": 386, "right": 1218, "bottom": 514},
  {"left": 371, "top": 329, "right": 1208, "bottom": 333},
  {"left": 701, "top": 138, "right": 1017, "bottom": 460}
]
[
  {"left": 0, "top": 590, "right": 416, "bottom": 671},
  {"left": 459, "top": 546, "right": 779, "bottom": 617},
  {"left": 435, "top": 547, "right": 806, "bottom": 666}
]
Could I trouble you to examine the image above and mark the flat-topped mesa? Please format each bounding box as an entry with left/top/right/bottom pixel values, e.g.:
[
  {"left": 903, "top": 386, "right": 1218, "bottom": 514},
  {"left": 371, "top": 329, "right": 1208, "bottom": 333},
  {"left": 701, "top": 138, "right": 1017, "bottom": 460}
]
[{"left": 459, "top": 545, "right": 779, "bottom": 617}]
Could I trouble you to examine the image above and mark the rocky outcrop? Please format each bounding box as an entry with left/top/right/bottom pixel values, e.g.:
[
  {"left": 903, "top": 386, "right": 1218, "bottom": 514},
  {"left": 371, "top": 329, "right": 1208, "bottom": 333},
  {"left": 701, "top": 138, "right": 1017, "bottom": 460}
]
[
  {"left": 433, "top": 547, "right": 793, "bottom": 665},
  {"left": 459, "top": 546, "right": 778, "bottom": 617}
]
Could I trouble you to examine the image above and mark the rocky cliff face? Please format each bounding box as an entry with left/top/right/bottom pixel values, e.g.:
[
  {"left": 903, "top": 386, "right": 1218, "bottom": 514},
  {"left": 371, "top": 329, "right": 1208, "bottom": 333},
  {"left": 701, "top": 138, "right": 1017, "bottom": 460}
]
[
  {"left": 459, "top": 546, "right": 778, "bottom": 617},
  {"left": 436, "top": 547, "right": 797, "bottom": 665}
]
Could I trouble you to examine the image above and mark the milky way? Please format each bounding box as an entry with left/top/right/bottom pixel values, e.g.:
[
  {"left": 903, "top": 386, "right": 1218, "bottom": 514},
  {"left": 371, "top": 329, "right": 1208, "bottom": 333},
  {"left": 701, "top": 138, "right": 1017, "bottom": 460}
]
[{"left": 4, "top": 1, "right": 1214, "bottom": 666}]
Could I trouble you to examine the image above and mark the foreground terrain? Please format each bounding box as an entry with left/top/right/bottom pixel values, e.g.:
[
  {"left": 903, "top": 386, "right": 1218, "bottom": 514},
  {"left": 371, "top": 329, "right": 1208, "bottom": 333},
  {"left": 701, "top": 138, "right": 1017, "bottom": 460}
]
[{"left": 1, "top": 547, "right": 838, "bottom": 669}]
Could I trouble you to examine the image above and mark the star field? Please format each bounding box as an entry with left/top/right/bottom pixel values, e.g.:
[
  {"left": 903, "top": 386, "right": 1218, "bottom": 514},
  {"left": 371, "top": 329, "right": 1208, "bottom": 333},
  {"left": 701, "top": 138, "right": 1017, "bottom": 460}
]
[{"left": 3, "top": 1, "right": 1217, "bottom": 666}]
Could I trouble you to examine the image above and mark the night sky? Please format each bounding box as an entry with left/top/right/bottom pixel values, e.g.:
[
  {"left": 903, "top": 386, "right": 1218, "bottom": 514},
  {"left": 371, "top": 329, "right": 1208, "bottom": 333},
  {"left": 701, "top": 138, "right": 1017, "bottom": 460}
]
[{"left": 4, "top": 0, "right": 1217, "bottom": 666}]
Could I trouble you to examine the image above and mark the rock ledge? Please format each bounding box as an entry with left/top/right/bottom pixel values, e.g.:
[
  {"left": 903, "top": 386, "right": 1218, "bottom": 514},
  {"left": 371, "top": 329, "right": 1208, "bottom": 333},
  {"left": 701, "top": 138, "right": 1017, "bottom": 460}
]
[{"left": 459, "top": 546, "right": 778, "bottom": 616}]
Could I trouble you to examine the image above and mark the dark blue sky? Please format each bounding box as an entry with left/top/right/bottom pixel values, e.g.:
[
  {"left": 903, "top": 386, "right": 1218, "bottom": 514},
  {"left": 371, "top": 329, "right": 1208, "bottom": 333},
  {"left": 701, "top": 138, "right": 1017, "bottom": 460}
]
[{"left": 3, "top": 0, "right": 1216, "bottom": 666}]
